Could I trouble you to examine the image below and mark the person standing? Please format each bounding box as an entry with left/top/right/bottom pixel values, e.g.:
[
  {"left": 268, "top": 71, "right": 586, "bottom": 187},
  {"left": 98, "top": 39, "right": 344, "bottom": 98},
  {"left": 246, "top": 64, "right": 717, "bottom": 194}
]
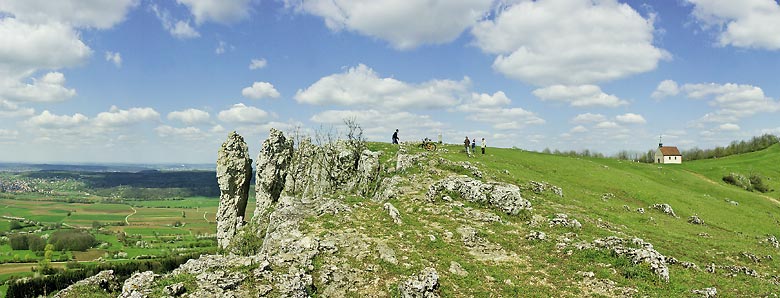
[
  {"left": 392, "top": 129, "right": 399, "bottom": 144},
  {"left": 471, "top": 138, "right": 476, "bottom": 153},
  {"left": 464, "top": 136, "right": 470, "bottom": 155},
  {"left": 481, "top": 138, "right": 486, "bottom": 155}
]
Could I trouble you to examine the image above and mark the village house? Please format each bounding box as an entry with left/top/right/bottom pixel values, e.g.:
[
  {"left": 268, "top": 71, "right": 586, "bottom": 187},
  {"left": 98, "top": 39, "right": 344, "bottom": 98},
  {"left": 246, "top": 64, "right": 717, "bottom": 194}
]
[{"left": 655, "top": 142, "right": 682, "bottom": 164}]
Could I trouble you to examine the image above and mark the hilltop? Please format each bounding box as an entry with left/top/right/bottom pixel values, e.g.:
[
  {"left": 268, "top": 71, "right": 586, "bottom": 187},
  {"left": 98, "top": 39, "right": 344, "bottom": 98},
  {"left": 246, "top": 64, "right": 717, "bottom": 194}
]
[{"left": 49, "top": 133, "right": 780, "bottom": 297}]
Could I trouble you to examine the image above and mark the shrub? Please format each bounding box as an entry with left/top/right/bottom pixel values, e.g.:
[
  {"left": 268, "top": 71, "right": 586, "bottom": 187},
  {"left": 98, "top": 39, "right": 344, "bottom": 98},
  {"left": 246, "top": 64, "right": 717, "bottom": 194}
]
[
  {"left": 749, "top": 174, "right": 772, "bottom": 193},
  {"left": 8, "top": 234, "right": 28, "bottom": 250}
]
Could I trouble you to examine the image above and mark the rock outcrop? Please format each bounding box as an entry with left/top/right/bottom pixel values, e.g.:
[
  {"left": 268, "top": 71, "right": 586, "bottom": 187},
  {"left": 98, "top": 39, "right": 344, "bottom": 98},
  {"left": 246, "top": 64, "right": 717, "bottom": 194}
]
[
  {"left": 120, "top": 271, "right": 159, "bottom": 298},
  {"left": 427, "top": 176, "right": 532, "bottom": 215},
  {"left": 216, "top": 132, "right": 253, "bottom": 249},
  {"left": 651, "top": 203, "right": 677, "bottom": 217},
  {"left": 54, "top": 270, "right": 120, "bottom": 298},
  {"left": 254, "top": 128, "right": 294, "bottom": 220},
  {"left": 577, "top": 236, "right": 669, "bottom": 282},
  {"left": 398, "top": 267, "right": 440, "bottom": 298},
  {"left": 691, "top": 287, "right": 717, "bottom": 297},
  {"left": 549, "top": 213, "right": 582, "bottom": 229},
  {"left": 383, "top": 202, "right": 402, "bottom": 224},
  {"left": 688, "top": 215, "right": 704, "bottom": 225}
]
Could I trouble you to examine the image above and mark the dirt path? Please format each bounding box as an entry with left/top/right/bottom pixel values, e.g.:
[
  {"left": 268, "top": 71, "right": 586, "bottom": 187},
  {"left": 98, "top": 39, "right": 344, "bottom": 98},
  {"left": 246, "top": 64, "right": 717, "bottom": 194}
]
[
  {"left": 125, "top": 206, "right": 137, "bottom": 225},
  {"left": 684, "top": 170, "right": 780, "bottom": 206}
]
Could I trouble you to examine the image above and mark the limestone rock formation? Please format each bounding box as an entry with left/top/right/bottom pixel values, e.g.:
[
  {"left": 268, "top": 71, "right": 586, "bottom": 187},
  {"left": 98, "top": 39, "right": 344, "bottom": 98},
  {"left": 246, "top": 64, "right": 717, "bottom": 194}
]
[
  {"left": 398, "top": 267, "right": 440, "bottom": 298},
  {"left": 254, "top": 128, "right": 294, "bottom": 220},
  {"left": 54, "top": 270, "right": 119, "bottom": 298},
  {"left": 427, "top": 176, "right": 532, "bottom": 215},
  {"left": 651, "top": 203, "right": 677, "bottom": 217},
  {"left": 692, "top": 287, "right": 717, "bottom": 298},
  {"left": 120, "top": 271, "right": 159, "bottom": 298},
  {"left": 548, "top": 213, "right": 582, "bottom": 229},
  {"left": 383, "top": 202, "right": 402, "bottom": 224},
  {"left": 688, "top": 215, "right": 704, "bottom": 225},
  {"left": 216, "top": 131, "right": 253, "bottom": 249},
  {"left": 579, "top": 236, "right": 669, "bottom": 282}
]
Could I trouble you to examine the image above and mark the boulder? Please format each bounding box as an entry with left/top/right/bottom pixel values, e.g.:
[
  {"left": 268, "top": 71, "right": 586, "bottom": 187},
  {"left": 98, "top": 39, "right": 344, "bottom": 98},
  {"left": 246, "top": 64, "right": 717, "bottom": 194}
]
[
  {"left": 688, "top": 215, "right": 704, "bottom": 225},
  {"left": 691, "top": 287, "right": 717, "bottom": 298},
  {"left": 651, "top": 204, "right": 677, "bottom": 217},
  {"left": 119, "top": 271, "right": 159, "bottom": 298},
  {"left": 254, "top": 128, "right": 294, "bottom": 221},
  {"left": 216, "top": 131, "right": 252, "bottom": 249},
  {"left": 582, "top": 236, "right": 670, "bottom": 282},
  {"left": 398, "top": 267, "right": 440, "bottom": 298},
  {"left": 427, "top": 176, "right": 531, "bottom": 215},
  {"left": 383, "top": 202, "right": 402, "bottom": 224},
  {"left": 54, "top": 270, "right": 119, "bottom": 298}
]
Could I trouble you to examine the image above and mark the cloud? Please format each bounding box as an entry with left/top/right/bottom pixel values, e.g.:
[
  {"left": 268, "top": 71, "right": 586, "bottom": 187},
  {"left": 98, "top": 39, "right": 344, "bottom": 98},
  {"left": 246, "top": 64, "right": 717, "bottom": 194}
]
[
  {"left": 595, "top": 121, "right": 621, "bottom": 129},
  {"left": 0, "top": 99, "right": 34, "bottom": 118},
  {"left": 150, "top": 4, "right": 200, "bottom": 39},
  {"left": 457, "top": 91, "right": 544, "bottom": 130},
  {"left": 295, "top": 64, "right": 469, "bottom": 110},
  {"left": 717, "top": 123, "right": 740, "bottom": 131},
  {"left": 681, "top": 82, "right": 780, "bottom": 123},
  {"left": 105, "top": 51, "right": 122, "bottom": 68},
  {"left": 685, "top": 0, "right": 780, "bottom": 50},
  {"left": 472, "top": 0, "right": 667, "bottom": 86},
  {"left": 571, "top": 113, "right": 607, "bottom": 124},
  {"left": 217, "top": 103, "right": 271, "bottom": 124},
  {"left": 242, "top": 82, "right": 281, "bottom": 99},
  {"left": 0, "top": 129, "right": 18, "bottom": 140},
  {"left": 167, "top": 108, "right": 210, "bottom": 125},
  {"left": 94, "top": 106, "right": 160, "bottom": 127},
  {"left": 215, "top": 41, "right": 234, "bottom": 55},
  {"left": 0, "top": 0, "right": 138, "bottom": 29},
  {"left": 284, "top": 0, "right": 492, "bottom": 50},
  {"left": 0, "top": 18, "right": 91, "bottom": 76},
  {"left": 177, "top": 0, "right": 252, "bottom": 25},
  {"left": 155, "top": 125, "right": 204, "bottom": 140},
  {"left": 1, "top": 72, "right": 77, "bottom": 103},
  {"left": 651, "top": 79, "right": 679, "bottom": 99},
  {"left": 532, "top": 85, "right": 628, "bottom": 108},
  {"left": 249, "top": 58, "right": 267, "bottom": 70},
  {"left": 570, "top": 125, "right": 588, "bottom": 133},
  {"left": 615, "top": 113, "right": 647, "bottom": 124},
  {"left": 26, "top": 110, "right": 88, "bottom": 129}
]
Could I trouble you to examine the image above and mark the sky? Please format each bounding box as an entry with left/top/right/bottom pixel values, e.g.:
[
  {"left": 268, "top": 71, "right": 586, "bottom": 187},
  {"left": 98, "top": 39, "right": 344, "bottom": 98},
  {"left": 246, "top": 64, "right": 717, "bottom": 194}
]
[{"left": 1, "top": 0, "right": 780, "bottom": 164}]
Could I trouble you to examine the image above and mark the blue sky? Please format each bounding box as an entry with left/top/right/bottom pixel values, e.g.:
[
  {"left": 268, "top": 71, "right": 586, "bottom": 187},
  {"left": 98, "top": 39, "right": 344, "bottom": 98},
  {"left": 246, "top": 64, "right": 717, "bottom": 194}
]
[{"left": 1, "top": 0, "right": 780, "bottom": 163}]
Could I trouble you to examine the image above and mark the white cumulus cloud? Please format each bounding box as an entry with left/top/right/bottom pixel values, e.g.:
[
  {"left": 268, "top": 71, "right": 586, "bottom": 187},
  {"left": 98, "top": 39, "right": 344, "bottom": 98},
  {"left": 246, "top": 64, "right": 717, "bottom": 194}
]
[
  {"left": 284, "top": 0, "right": 493, "bottom": 50},
  {"left": 26, "top": 110, "right": 88, "bottom": 129},
  {"left": 686, "top": 0, "right": 780, "bottom": 50},
  {"left": 217, "top": 103, "right": 271, "bottom": 124},
  {"left": 0, "top": 0, "right": 138, "bottom": 29},
  {"left": 570, "top": 125, "right": 588, "bottom": 133},
  {"left": 532, "top": 85, "right": 628, "bottom": 108},
  {"left": 571, "top": 113, "right": 607, "bottom": 124},
  {"left": 249, "top": 58, "right": 267, "bottom": 70},
  {"left": 177, "top": 0, "right": 252, "bottom": 24},
  {"left": 0, "top": 99, "right": 34, "bottom": 118},
  {"left": 150, "top": 4, "right": 200, "bottom": 39},
  {"left": 717, "top": 123, "right": 740, "bottom": 131},
  {"left": 457, "top": 91, "right": 544, "bottom": 130},
  {"left": 310, "top": 109, "right": 445, "bottom": 141},
  {"left": 615, "top": 113, "right": 647, "bottom": 124},
  {"left": 242, "top": 82, "right": 281, "bottom": 99},
  {"left": 167, "top": 108, "right": 210, "bottom": 125},
  {"left": 681, "top": 82, "right": 780, "bottom": 123},
  {"left": 155, "top": 125, "right": 204, "bottom": 140},
  {"left": 1, "top": 72, "right": 76, "bottom": 103},
  {"left": 295, "top": 64, "right": 469, "bottom": 110},
  {"left": 651, "top": 79, "right": 680, "bottom": 99},
  {"left": 105, "top": 51, "right": 122, "bottom": 68},
  {"left": 94, "top": 106, "right": 160, "bottom": 127},
  {"left": 472, "top": 0, "right": 667, "bottom": 86}
]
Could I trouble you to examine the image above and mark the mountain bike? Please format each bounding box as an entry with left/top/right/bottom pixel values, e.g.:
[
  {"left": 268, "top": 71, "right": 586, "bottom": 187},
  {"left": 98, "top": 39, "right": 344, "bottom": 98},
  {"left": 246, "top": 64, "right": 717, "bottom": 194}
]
[{"left": 419, "top": 138, "right": 437, "bottom": 151}]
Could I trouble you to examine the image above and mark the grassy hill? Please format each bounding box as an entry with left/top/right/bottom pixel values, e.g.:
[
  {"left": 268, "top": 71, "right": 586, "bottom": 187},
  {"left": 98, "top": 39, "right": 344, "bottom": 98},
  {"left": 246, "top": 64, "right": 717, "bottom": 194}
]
[
  {"left": 340, "top": 141, "right": 780, "bottom": 296},
  {"left": 32, "top": 141, "right": 780, "bottom": 297}
]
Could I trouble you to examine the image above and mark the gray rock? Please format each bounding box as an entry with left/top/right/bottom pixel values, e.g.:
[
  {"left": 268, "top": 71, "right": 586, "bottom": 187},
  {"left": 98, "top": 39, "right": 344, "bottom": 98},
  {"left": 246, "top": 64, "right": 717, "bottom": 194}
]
[
  {"left": 383, "top": 202, "right": 402, "bottom": 224},
  {"left": 427, "top": 176, "right": 532, "bottom": 215},
  {"left": 373, "top": 176, "right": 401, "bottom": 202},
  {"left": 526, "top": 230, "right": 547, "bottom": 241},
  {"left": 449, "top": 261, "right": 468, "bottom": 276},
  {"left": 376, "top": 241, "right": 398, "bottom": 264},
  {"left": 584, "top": 236, "right": 670, "bottom": 282},
  {"left": 119, "top": 271, "right": 159, "bottom": 298},
  {"left": 528, "top": 181, "right": 563, "bottom": 197},
  {"left": 216, "top": 131, "right": 252, "bottom": 249},
  {"left": 398, "top": 267, "right": 440, "bottom": 298},
  {"left": 54, "top": 270, "right": 119, "bottom": 298},
  {"left": 549, "top": 213, "right": 582, "bottom": 229},
  {"left": 164, "top": 282, "right": 186, "bottom": 296},
  {"left": 767, "top": 235, "right": 779, "bottom": 248},
  {"left": 692, "top": 287, "right": 717, "bottom": 298},
  {"left": 636, "top": 208, "right": 645, "bottom": 214},
  {"left": 651, "top": 203, "right": 677, "bottom": 217},
  {"left": 688, "top": 215, "right": 704, "bottom": 225},
  {"left": 254, "top": 128, "right": 294, "bottom": 222}
]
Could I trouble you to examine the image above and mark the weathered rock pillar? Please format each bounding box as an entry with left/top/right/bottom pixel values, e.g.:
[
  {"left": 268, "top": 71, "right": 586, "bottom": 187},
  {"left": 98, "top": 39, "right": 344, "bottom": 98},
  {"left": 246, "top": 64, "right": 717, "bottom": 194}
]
[
  {"left": 215, "top": 132, "right": 252, "bottom": 249},
  {"left": 253, "top": 128, "right": 294, "bottom": 221}
]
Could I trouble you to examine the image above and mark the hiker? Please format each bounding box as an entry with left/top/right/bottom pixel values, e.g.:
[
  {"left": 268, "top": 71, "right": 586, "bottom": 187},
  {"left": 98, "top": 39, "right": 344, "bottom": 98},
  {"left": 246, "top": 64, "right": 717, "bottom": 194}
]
[
  {"left": 471, "top": 138, "right": 476, "bottom": 152},
  {"left": 464, "top": 136, "right": 470, "bottom": 155},
  {"left": 392, "top": 129, "right": 399, "bottom": 144},
  {"left": 481, "top": 138, "right": 486, "bottom": 155}
]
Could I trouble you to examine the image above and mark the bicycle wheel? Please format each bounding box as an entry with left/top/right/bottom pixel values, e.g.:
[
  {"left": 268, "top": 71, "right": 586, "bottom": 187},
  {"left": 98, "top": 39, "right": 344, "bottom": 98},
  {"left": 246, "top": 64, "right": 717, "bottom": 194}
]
[{"left": 426, "top": 143, "right": 437, "bottom": 151}]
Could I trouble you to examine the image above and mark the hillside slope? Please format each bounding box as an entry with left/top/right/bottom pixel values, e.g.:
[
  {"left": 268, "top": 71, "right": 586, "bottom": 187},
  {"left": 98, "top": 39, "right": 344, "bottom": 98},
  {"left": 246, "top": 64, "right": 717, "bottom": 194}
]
[{"left": 55, "top": 141, "right": 780, "bottom": 297}]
